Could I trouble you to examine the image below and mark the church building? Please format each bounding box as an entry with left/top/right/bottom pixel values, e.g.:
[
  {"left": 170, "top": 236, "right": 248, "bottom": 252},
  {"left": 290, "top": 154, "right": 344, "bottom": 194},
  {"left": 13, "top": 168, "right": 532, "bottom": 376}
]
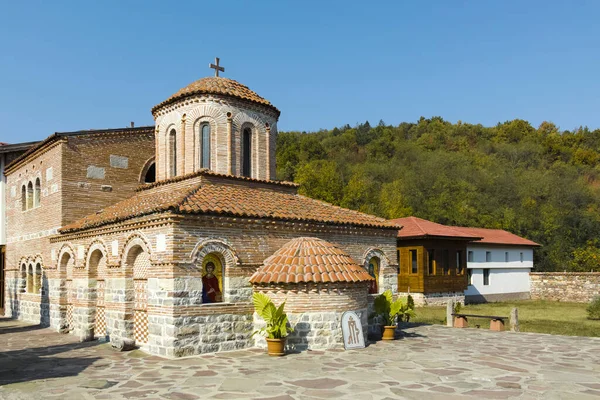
[{"left": 3, "top": 61, "right": 400, "bottom": 357}]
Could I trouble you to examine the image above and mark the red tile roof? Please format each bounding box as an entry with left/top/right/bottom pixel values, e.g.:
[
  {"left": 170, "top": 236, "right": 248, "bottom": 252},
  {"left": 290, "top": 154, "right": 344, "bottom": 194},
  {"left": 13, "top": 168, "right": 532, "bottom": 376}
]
[
  {"left": 60, "top": 172, "right": 399, "bottom": 233},
  {"left": 249, "top": 237, "right": 373, "bottom": 285},
  {"left": 152, "top": 77, "right": 280, "bottom": 116},
  {"left": 451, "top": 227, "right": 540, "bottom": 247},
  {"left": 391, "top": 216, "right": 481, "bottom": 240}
]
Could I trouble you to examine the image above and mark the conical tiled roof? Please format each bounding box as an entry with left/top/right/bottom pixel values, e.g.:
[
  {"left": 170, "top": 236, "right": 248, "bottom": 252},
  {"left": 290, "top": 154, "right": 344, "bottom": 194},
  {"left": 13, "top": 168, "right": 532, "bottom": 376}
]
[
  {"left": 250, "top": 237, "right": 374, "bottom": 285},
  {"left": 152, "top": 77, "right": 279, "bottom": 115}
]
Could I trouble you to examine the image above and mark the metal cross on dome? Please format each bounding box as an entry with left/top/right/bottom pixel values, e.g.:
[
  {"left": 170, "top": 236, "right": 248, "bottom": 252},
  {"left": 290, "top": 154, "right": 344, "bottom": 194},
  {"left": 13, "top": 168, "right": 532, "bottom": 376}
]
[{"left": 209, "top": 57, "right": 225, "bottom": 77}]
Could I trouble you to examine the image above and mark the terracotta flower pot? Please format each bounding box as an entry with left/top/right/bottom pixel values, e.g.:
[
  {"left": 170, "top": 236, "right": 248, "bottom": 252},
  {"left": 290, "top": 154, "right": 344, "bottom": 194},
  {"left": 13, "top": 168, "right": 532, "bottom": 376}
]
[
  {"left": 382, "top": 325, "right": 397, "bottom": 340},
  {"left": 266, "top": 337, "right": 286, "bottom": 356}
]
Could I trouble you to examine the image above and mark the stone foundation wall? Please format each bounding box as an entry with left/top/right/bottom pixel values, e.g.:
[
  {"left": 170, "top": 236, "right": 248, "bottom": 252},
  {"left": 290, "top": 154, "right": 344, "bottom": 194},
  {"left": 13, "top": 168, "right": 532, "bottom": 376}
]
[
  {"left": 397, "top": 291, "right": 465, "bottom": 307},
  {"left": 253, "top": 283, "right": 369, "bottom": 350},
  {"left": 168, "top": 306, "right": 254, "bottom": 358},
  {"left": 530, "top": 272, "right": 600, "bottom": 303},
  {"left": 254, "top": 309, "right": 368, "bottom": 351}
]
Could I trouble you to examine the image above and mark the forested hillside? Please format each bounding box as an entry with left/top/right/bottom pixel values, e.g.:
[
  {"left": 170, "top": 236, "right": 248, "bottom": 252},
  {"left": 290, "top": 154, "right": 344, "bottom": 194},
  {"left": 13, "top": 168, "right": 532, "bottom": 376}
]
[{"left": 276, "top": 118, "right": 600, "bottom": 272}]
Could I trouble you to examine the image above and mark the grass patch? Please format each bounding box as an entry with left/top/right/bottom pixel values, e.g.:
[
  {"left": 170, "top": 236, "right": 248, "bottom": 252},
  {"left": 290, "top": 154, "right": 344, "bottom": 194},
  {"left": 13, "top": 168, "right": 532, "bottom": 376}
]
[{"left": 412, "top": 300, "right": 600, "bottom": 337}]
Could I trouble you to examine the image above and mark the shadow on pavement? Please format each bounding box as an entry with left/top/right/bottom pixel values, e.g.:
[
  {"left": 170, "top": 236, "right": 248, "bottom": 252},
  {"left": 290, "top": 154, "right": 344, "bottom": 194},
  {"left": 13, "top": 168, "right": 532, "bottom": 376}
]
[
  {"left": 0, "top": 339, "right": 103, "bottom": 386},
  {"left": 0, "top": 318, "right": 47, "bottom": 335}
]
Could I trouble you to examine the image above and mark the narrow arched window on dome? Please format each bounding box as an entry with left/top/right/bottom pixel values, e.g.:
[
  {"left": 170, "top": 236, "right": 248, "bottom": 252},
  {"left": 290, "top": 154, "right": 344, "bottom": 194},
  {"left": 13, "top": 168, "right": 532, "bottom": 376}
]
[
  {"left": 34, "top": 178, "right": 41, "bottom": 207},
  {"left": 242, "top": 128, "right": 252, "bottom": 177},
  {"left": 169, "top": 129, "right": 177, "bottom": 177},
  {"left": 200, "top": 123, "right": 211, "bottom": 169}
]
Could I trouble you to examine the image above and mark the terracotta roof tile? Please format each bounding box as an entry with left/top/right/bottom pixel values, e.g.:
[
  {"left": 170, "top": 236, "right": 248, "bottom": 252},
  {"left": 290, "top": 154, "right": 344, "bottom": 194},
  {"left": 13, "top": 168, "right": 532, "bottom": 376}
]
[
  {"left": 152, "top": 77, "right": 280, "bottom": 116},
  {"left": 61, "top": 172, "right": 397, "bottom": 233},
  {"left": 391, "top": 216, "right": 481, "bottom": 240},
  {"left": 451, "top": 227, "right": 540, "bottom": 247},
  {"left": 391, "top": 216, "right": 539, "bottom": 247},
  {"left": 249, "top": 237, "right": 373, "bottom": 285}
]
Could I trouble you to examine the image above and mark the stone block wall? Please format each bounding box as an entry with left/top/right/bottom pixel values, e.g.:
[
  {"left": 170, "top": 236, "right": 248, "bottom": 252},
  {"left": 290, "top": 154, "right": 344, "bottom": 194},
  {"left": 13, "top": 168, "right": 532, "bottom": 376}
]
[
  {"left": 254, "top": 283, "right": 369, "bottom": 350},
  {"left": 397, "top": 291, "right": 465, "bottom": 307},
  {"left": 170, "top": 307, "right": 254, "bottom": 357},
  {"left": 530, "top": 272, "right": 600, "bottom": 303}
]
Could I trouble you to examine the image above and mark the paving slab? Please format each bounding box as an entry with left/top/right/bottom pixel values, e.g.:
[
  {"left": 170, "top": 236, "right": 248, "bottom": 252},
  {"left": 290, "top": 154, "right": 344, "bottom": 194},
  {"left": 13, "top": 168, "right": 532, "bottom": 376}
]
[{"left": 0, "top": 318, "right": 599, "bottom": 399}]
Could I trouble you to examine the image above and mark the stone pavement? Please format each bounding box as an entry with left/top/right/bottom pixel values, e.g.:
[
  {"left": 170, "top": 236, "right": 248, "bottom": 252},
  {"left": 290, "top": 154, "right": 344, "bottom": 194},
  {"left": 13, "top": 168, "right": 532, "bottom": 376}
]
[{"left": 1, "top": 318, "right": 600, "bottom": 399}]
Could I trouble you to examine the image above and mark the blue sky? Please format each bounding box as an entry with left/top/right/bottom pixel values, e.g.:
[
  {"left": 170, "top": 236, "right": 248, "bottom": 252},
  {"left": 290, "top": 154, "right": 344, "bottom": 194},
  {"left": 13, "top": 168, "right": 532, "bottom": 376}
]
[{"left": 1, "top": 1, "right": 599, "bottom": 143}]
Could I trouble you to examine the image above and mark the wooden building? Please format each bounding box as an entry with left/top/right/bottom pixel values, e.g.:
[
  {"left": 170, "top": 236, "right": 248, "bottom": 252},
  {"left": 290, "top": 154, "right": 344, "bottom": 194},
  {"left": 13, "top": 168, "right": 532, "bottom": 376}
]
[{"left": 390, "top": 217, "right": 481, "bottom": 305}]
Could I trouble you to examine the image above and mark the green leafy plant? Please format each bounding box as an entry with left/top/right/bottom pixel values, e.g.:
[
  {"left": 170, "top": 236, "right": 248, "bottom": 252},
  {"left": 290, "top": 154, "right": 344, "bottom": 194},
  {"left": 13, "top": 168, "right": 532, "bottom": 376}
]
[
  {"left": 454, "top": 301, "right": 462, "bottom": 315},
  {"left": 372, "top": 290, "right": 416, "bottom": 326},
  {"left": 587, "top": 297, "right": 600, "bottom": 320},
  {"left": 252, "top": 292, "right": 293, "bottom": 339}
]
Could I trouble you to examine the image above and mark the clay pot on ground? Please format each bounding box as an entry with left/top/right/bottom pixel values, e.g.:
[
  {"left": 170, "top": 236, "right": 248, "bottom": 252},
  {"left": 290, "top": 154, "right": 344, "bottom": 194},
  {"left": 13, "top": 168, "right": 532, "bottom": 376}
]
[
  {"left": 382, "top": 325, "right": 397, "bottom": 340},
  {"left": 266, "top": 338, "right": 286, "bottom": 356}
]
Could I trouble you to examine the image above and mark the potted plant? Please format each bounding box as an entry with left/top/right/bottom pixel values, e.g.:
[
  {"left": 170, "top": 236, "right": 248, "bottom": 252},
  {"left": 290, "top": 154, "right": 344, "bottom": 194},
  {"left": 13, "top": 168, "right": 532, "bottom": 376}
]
[
  {"left": 252, "top": 292, "right": 293, "bottom": 356},
  {"left": 372, "top": 290, "right": 416, "bottom": 340}
]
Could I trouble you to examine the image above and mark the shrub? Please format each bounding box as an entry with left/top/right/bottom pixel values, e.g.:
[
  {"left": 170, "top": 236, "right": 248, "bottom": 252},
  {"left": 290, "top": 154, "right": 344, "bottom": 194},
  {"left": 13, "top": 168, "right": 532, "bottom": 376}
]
[
  {"left": 587, "top": 297, "right": 600, "bottom": 320},
  {"left": 454, "top": 301, "right": 462, "bottom": 314},
  {"left": 372, "top": 290, "right": 416, "bottom": 325},
  {"left": 252, "top": 292, "right": 293, "bottom": 339}
]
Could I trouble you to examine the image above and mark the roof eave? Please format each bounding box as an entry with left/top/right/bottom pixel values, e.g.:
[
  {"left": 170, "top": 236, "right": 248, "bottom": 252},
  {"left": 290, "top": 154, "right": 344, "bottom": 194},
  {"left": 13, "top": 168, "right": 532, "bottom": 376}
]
[
  {"left": 151, "top": 91, "right": 281, "bottom": 117},
  {"left": 397, "top": 234, "right": 483, "bottom": 241},
  {"left": 469, "top": 241, "right": 541, "bottom": 247}
]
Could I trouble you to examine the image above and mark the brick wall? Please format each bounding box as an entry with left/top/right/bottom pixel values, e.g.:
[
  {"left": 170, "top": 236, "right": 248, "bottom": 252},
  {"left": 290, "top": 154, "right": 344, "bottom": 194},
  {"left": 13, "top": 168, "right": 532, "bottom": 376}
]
[
  {"left": 60, "top": 129, "right": 155, "bottom": 226},
  {"left": 5, "top": 143, "right": 63, "bottom": 323},
  {"left": 530, "top": 272, "right": 600, "bottom": 303}
]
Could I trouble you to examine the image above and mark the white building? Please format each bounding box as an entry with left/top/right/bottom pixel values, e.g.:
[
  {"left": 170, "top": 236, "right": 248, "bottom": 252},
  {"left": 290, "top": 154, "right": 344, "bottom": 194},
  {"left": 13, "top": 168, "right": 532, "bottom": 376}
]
[
  {"left": 0, "top": 141, "right": 38, "bottom": 315},
  {"left": 452, "top": 227, "right": 540, "bottom": 303}
]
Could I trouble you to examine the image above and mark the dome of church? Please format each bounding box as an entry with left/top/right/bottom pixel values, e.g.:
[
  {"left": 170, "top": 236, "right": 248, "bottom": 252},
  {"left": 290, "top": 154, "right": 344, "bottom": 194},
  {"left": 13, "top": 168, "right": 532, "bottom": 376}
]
[
  {"left": 152, "top": 77, "right": 279, "bottom": 115},
  {"left": 250, "top": 237, "right": 374, "bottom": 285}
]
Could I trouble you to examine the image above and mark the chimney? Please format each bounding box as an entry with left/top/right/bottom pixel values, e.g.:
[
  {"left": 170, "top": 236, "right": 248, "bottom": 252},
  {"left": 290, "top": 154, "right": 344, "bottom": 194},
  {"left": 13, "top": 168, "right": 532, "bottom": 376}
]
[{"left": 130, "top": 122, "right": 135, "bottom": 128}]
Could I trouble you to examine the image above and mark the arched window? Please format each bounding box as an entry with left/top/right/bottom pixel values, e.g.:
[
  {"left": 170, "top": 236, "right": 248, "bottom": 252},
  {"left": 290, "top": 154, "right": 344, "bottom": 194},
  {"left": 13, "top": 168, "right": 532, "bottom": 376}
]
[
  {"left": 242, "top": 128, "right": 252, "bottom": 177},
  {"left": 34, "top": 178, "right": 41, "bottom": 207},
  {"left": 140, "top": 158, "right": 156, "bottom": 184},
  {"left": 200, "top": 123, "right": 211, "bottom": 169},
  {"left": 35, "top": 263, "right": 42, "bottom": 294},
  {"left": 169, "top": 129, "right": 177, "bottom": 177},
  {"left": 21, "top": 186, "right": 26, "bottom": 211},
  {"left": 26, "top": 182, "right": 33, "bottom": 210},
  {"left": 20, "top": 264, "right": 27, "bottom": 293},
  {"left": 27, "top": 264, "right": 33, "bottom": 293},
  {"left": 144, "top": 163, "right": 156, "bottom": 183}
]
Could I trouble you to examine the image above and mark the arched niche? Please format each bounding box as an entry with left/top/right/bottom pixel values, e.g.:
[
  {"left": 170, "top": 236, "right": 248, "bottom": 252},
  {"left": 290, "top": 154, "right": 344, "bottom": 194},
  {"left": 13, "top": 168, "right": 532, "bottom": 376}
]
[
  {"left": 190, "top": 239, "right": 239, "bottom": 304},
  {"left": 362, "top": 248, "right": 391, "bottom": 295}
]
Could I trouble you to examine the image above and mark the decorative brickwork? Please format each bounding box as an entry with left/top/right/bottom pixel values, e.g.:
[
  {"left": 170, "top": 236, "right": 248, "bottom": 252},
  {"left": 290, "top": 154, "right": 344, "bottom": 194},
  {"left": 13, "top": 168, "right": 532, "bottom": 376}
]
[{"left": 530, "top": 272, "right": 600, "bottom": 303}]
